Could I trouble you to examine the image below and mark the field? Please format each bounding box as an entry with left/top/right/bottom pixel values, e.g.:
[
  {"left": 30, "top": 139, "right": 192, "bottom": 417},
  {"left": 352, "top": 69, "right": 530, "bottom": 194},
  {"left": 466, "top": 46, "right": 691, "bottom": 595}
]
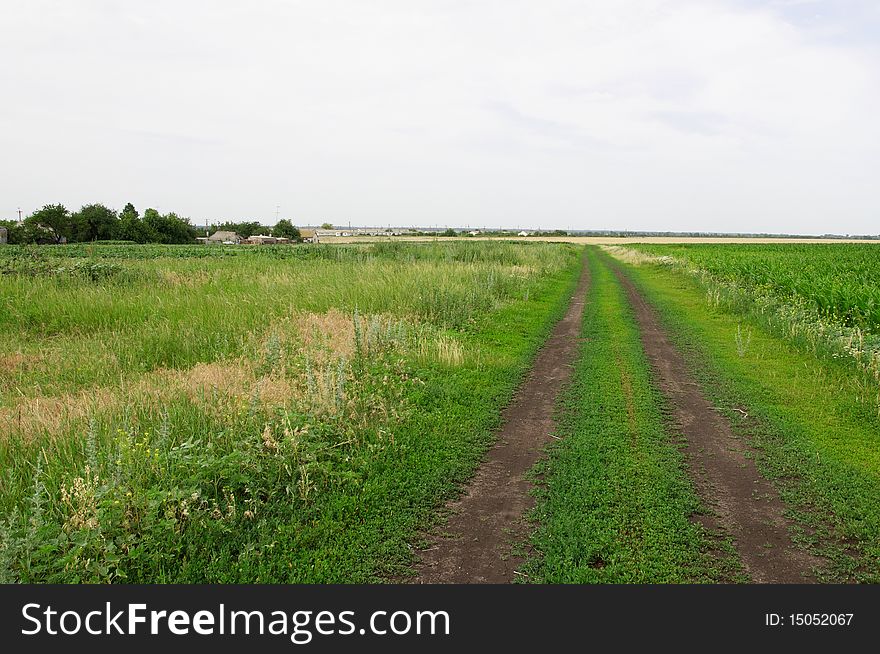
[
  {"left": 622, "top": 243, "right": 880, "bottom": 329},
  {"left": 601, "top": 243, "right": 880, "bottom": 581},
  {"left": 615, "top": 243, "right": 880, "bottom": 385},
  {"left": 0, "top": 242, "right": 580, "bottom": 582},
  {"left": 2, "top": 240, "right": 880, "bottom": 583}
]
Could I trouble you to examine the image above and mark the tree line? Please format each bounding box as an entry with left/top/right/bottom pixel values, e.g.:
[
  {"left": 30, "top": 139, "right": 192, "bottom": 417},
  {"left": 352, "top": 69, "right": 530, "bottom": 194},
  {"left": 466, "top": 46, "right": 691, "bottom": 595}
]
[
  {"left": 1, "top": 204, "right": 303, "bottom": 245},
  {"left": 210, "top": 219, "right": 301, "bottom": 241}
]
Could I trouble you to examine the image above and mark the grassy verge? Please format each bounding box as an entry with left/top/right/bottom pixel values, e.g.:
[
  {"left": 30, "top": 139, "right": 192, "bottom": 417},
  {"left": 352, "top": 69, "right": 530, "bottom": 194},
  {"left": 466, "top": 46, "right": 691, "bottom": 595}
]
[
  {"left": 525, "top": 247, "right": 733, "bottom": 583},
  {"left": 0, "top": 242, "right": 581, "bottom": 583},
  {"left": 621, "top": 258, "right": 880, "bottom": 582}
]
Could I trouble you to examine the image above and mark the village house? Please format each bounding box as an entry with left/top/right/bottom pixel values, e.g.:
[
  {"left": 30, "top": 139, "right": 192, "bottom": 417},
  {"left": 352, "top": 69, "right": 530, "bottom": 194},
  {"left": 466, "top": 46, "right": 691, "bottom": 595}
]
[
  {"left": 206, "top": 230, "right": 242, "bottom": 244},
  {"left": 300, "top": 228, "right": 317, "bottom": 243},
  {"left": 247, "top": 234, "right": 277, "bottom": 245}
]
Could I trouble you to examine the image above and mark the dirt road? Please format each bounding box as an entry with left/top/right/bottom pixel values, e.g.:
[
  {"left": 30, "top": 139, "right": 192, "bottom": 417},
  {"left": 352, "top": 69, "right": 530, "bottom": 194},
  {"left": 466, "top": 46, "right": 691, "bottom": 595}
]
[
  {"left": 610, "top": 262, "right": 821, "bottom": 583},
  {"left": 413, "top": 258, "right": 590, "bottom": 583}
]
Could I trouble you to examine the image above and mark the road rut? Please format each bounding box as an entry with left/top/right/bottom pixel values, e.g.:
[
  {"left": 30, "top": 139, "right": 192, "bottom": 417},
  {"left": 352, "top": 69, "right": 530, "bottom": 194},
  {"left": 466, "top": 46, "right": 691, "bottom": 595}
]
[{"left": 413, "top": 259, "right": 590, "bottom": 583}]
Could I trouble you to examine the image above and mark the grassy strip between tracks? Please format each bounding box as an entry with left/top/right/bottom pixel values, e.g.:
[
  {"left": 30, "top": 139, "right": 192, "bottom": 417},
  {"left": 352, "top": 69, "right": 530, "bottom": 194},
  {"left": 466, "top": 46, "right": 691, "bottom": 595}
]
[
  {"left": 525, "top": 248, "right": 735, "bottom": 583},
  {"left": 621, "top": 257, "right": 880, "bottom": 582}
]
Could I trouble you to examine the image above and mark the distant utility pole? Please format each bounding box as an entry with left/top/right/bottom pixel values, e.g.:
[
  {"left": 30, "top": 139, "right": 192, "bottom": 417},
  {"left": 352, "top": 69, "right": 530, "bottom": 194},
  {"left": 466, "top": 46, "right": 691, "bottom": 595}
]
[
  {"left": 275, "top": 205, "right": 280, "bottom": 222},
  {"left": 17, "top": 207, "right": 23, "bottom": 223}
]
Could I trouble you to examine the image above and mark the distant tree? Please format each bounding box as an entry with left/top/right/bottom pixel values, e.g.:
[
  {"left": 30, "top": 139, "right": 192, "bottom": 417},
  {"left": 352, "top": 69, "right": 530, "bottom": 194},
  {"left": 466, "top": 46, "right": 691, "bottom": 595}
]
[
  {"left": 272, "top": 219, "right": 302, "bottom": 241},
  {"left": 165, "top": 212, "right": 197, "bottom": 243},
  {"left": 440, "top": 228, "right": 457, "bottom": 237},
  {"left": 320, "top": 222, "right": 333, "bottom": 230},
  {"left": 0, "top": 220, "right": 26, "bottom": 244},
  {"left": 213, "top": 221, "right": 263, "bottom": 238},
  {"left": 120, "top": 203, "right": 139, "bottom": 220},
  {"left": 24, "top": 204, "right": 71, "bottom": 243},
  {"left": 116, "top": 209, "right": 156, "bottom": 244},
  {"left": 142, "top": 208, "right": 167, "bottom": 243},
  {"left": 71, "top": 203, "right": 118, "bottom": 242},
  {"left": 144, "top": 208, "right": 197, "bottom": 244}
]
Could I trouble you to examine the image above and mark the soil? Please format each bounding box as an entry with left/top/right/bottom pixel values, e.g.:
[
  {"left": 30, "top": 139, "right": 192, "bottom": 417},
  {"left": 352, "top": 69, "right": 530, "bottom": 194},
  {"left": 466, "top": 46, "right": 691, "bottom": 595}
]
[
  {"left": 412, "top": 258, "right": 590, "bottom": 583},
  {"left": 611, "top": 264, "right": 822, "bottom": 583}
]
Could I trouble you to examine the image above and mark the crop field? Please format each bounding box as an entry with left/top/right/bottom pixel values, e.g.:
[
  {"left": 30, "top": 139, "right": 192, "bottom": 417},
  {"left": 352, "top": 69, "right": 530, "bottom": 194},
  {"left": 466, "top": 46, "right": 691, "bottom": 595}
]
[
  {"left": 621, "top": 243, "right": 880, "bottom": 331},
  {"left": 613, "top": 243, "right": 880, "bottom": 385},
  {"left": 2, "top": 240, "right": 880, "bottom": 584}
]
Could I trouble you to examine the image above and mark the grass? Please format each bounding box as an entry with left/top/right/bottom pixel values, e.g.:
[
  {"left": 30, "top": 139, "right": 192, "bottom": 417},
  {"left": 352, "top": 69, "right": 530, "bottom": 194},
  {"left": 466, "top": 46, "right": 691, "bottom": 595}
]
[
  {"left": 0, "top": 241, "right": 581, "bottom": 582},
  {"left": 618, "top": 254, "right": 880, "bottom": 582},
  {"left": 615, "top": 243, "right": 880, "bottom": 390},
  {"left": 622, "top": 243, "right": 880, "bottom": 332},
  {"left": 525, "top": 247, "right": 734, "bottom": 583}
]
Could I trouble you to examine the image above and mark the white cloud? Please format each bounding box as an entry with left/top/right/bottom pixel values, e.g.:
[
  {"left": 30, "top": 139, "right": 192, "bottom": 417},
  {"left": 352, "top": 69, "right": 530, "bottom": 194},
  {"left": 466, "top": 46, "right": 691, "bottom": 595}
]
[{"left": 1, "top": 0, "right": 878, "bottom": 233}]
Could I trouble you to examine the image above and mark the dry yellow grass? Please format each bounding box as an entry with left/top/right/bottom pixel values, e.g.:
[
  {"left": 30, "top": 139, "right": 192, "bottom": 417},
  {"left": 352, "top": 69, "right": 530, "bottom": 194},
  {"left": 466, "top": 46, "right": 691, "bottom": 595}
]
[
  {"left": 0, "top": 310, "right": 407, "bottom": 440},
  {"left": 160, "top": 269, "right": 214, "bottom": 287},
  {"left": 292, "top": 309, "right": 357, "bottom": 359},
  {"left": 0, "top": 352, "right": 41, "bottom": 373},
  {"left": 417, "top": 333, "right": 464, "bottom": 367},
  {"left": 0, "top": 360, "right": 300, "bottom": 441},
  {"left": 0, "top": 388, "right": 116, "bottom": 440},
  {"left": 601, "top": 245, "right": 675, "bottom": 266}
]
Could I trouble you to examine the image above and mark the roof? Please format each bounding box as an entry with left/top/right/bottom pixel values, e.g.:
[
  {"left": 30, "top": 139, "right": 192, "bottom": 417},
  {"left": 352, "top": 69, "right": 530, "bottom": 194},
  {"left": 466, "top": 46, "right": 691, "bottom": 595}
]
[
  {"left": 208, "top": 230, "right": 240, "bottom": 240},
  {"left": 300, "top": 229, "right": 316, "bottom": 238}
]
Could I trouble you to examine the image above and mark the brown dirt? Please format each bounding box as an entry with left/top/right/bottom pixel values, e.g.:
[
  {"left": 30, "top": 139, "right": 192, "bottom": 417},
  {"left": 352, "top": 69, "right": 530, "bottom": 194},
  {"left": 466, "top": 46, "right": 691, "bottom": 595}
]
[
  {"left": 611, "top": 263, "right": 823, "bottom": 583},
  {"left": 413, "top": 259, "right": 590, "bottom": 583}
]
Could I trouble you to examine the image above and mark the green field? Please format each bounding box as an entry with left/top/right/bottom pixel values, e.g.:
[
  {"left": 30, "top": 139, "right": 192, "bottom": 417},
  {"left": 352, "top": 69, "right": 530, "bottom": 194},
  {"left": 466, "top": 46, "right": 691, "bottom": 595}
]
[
  {"left": 3, "top": 240, "right": 880, "bottom": 584},
  {"left": 604, "top": 244, "right": 880, "bottom": 581},
  {"left": 623, "top": 243, "right": 880, "bottom": 332},
  {"left": 0, "top": 242, "right": 580, "bottom": 582},
  {"left": 616, "top": 243, "right": 880, "bottom": 386}
]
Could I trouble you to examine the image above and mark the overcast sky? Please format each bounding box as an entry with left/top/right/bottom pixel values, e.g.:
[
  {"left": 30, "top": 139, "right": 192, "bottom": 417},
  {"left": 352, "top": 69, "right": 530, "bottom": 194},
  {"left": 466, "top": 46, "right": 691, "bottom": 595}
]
[{"left": 2, "top": 0, "right": 879, "bottom": 233}]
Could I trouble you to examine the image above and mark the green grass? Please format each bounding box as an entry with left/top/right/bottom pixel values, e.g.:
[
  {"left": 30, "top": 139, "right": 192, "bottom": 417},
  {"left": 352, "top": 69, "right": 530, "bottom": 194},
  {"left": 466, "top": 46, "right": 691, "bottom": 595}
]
[
  {"left": 1, "top": 243, "right": 563, "bottom": 399},
  {"left": 525, "top": 247, "right": 733, "bottom": 583},
  {"left": 0, "top": 241, "right": 581, "bottom": 583},
  {"left": 621, "top": 243, "right": 880, "bottom": 391},
  {"left": 620, "top": 255, "right": 880, "bottom": 582},
  {"left": 626, "top": 243, "right": 880, "bottom": 332}
]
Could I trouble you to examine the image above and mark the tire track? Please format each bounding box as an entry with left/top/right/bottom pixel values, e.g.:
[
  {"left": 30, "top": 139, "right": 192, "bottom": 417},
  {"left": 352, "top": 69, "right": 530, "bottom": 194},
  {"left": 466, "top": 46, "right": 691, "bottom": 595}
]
[
  {"left": 413, "top": 257, "right": 590, "bottom": 583},
  {"left": 608, "top": 258, "right": 822, "bottom": 583}
]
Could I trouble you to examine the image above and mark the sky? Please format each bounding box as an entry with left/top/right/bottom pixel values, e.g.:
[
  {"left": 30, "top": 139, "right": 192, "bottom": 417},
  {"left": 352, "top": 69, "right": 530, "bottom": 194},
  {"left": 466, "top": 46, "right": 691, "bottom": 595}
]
[{"left": 2, "top": 0, "right": 879, "bottom": 234}]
